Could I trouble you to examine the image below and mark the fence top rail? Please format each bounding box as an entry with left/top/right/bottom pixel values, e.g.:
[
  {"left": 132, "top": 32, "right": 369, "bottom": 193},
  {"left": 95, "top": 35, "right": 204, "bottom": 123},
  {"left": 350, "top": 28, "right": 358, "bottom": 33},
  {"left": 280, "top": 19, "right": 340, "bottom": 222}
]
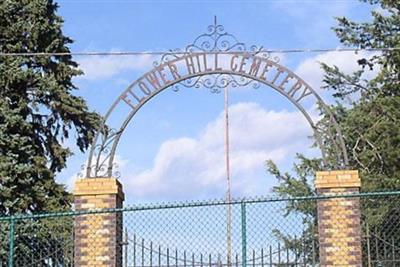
[{"left": 1, "top": 190, "right": 399, "bottom": 221}]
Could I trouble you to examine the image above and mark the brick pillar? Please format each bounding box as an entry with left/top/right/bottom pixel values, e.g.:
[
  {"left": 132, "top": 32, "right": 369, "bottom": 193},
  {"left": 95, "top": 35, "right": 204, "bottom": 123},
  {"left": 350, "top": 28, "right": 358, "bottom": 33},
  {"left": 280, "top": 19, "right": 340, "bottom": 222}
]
[
  {"left": 74, "top": 178, "right": 124, "bottom": 267},
  {"left": 315, "top": 170, "right": 362, "bottom": 267}
]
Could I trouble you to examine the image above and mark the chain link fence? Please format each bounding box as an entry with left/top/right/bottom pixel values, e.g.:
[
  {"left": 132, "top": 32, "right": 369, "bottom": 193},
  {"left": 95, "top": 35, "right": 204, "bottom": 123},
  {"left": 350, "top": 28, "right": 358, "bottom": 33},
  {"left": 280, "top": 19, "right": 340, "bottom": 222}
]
[{"left": 0, "top": 191, "right": 399, "bottom": 266}]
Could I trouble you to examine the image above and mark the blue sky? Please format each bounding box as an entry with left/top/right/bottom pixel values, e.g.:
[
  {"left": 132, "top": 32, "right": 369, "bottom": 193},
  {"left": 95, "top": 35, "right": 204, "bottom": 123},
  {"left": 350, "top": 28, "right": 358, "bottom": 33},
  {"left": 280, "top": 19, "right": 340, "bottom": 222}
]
[{"left": 55, "top": 0, "right": 377, "bottom": 204}]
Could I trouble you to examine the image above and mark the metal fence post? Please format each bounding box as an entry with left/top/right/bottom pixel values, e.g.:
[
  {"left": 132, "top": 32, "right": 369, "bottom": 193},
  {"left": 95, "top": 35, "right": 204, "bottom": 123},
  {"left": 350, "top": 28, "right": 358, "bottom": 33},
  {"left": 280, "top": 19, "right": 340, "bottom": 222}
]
[
  {"left": 8, "top": 218, "right": 15, "bottom": 267},
  {"left": 241, "top": 202, "right": 247, "bottom": 267}
]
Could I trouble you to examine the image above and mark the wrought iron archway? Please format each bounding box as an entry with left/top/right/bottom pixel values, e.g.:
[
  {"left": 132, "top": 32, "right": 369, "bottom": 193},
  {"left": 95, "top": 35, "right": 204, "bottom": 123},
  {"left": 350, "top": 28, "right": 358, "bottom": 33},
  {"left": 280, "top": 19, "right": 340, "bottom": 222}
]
[{"left": 84, "top": 20, "right": 349, "bottom": 178}]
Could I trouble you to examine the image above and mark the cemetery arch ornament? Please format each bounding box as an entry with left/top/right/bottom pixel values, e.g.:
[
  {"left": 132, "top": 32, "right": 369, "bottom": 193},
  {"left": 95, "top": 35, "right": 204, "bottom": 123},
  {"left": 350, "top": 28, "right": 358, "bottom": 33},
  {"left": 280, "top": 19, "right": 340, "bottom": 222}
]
[{"left": 85, "top": 21, "right": 349, "bottom": 178}]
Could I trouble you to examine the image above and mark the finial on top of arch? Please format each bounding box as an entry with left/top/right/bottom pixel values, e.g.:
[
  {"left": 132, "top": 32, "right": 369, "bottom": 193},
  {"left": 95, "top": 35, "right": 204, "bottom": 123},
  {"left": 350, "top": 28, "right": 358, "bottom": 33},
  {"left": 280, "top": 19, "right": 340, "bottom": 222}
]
[
  {"left": 155, "top": 17, "right": 280, "bottom": 67},
  {"left": 83, "top": 19, "right": 349, "bottom": 179}
]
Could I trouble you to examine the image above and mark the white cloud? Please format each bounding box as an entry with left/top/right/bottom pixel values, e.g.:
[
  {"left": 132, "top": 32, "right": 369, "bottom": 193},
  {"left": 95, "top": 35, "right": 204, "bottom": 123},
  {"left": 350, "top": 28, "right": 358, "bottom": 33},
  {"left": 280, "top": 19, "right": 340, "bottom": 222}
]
[
  {"left": 295, "top": 50, "right": 379, "bottom": 98},
  {"left": 120, "top": 102, "right": 316, "bottom": 201},
  {"left": 77, "top": 52, "right": 156, "bottom": 80}
]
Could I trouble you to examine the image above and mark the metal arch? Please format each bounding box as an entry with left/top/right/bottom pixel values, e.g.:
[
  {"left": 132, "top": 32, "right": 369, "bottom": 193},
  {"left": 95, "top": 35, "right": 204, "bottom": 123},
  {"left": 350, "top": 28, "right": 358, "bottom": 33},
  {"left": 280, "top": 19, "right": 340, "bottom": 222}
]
[
  {"left": 108, "top": 68, "right": 346, "bottom": 176},
  {"left": 84, "top": 20, "right": 349, "bottom": 178},
  {"left": 85, "top": 66, "right": 348, "bottom": 178}
]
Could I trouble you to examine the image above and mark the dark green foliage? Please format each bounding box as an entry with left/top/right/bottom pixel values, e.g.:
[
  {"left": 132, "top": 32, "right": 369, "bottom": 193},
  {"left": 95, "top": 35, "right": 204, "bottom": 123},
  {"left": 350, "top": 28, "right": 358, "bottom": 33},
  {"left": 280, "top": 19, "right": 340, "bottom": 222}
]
[
  {"left": 268, "top": 0, "right": 400, "bottom": 260},
  {"left": 324, "top": 0, "right": 400, "bottom": 193},
  {"left": 269, "top": 0, "right": 400, "bottom": 205},
  {"left": 14, "top": 218, "right": 74, "bottom": 266},
  {"left": 267, "top": 155, "right": 321, "bottom": 216},
  {"left": 0, "top": 0, "right": 101, "bottom": 215}
]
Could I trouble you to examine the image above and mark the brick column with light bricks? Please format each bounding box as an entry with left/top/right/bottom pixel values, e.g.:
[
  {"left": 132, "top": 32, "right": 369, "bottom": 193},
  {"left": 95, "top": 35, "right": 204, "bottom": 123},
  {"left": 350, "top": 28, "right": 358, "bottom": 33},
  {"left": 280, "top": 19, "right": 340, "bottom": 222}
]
[
  {"left": 74, "top": 178, "right": 124, "bottom": 267},
  {"left": 315, "top": 170, "right": 362, "bottom": 267}
]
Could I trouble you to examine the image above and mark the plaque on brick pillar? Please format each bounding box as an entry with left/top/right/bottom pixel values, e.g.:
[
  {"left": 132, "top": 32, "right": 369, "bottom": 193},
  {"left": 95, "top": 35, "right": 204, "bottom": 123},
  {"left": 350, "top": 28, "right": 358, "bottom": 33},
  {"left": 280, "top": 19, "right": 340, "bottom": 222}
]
[
  {"left": 74, "top": 178, "right": 124, "bottom": 267},
  {"left": 315, "top": 170, "right": 362, "bottom": 267}
]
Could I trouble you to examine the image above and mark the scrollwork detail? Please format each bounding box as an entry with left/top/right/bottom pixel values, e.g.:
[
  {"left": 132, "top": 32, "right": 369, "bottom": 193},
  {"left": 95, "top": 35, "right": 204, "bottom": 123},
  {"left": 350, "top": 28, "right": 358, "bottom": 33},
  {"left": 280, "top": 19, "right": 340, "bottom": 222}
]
[
  {"left": 175, "top": 74, "right": 260, "bottom": 93},
  {"left": 154, "top": 18, "right": 280, "bottom": 66},
  {"left": 86, "top": 126, "right": 122, "bottom": 178},
  {"left": 154, "top": 19, "right": 280, "bottom": 93}
]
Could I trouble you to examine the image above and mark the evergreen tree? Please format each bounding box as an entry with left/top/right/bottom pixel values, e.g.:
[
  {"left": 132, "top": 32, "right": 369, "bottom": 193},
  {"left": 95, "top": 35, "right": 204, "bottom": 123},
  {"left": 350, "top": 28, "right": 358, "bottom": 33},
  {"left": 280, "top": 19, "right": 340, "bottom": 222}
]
[
  {"left": 268, "top": 0, "right": 400, "bottom": 206},
  {"left": 0, "top": 0, "right": 101, "bottom": 215},
  {"left": 267, "top": 0, "right": 400, "bottom": 263}
]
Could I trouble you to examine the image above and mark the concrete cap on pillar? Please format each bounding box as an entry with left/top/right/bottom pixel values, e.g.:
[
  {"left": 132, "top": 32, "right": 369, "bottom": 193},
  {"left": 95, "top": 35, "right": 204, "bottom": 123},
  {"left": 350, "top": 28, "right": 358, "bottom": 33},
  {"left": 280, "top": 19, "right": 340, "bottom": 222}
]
[
  {"left": 74, "top": 177, "right": 125, "bottom": 200},
  {"left": 315, "top": 170, "right": 360, "bottom": 189}
]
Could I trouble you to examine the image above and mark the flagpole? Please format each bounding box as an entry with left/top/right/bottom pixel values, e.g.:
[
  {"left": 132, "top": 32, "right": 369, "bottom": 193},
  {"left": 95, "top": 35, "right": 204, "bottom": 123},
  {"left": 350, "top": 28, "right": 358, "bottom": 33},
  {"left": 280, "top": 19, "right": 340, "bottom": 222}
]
[{"left": 224, "top": 84, "right": 233, "bottom": 267}]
